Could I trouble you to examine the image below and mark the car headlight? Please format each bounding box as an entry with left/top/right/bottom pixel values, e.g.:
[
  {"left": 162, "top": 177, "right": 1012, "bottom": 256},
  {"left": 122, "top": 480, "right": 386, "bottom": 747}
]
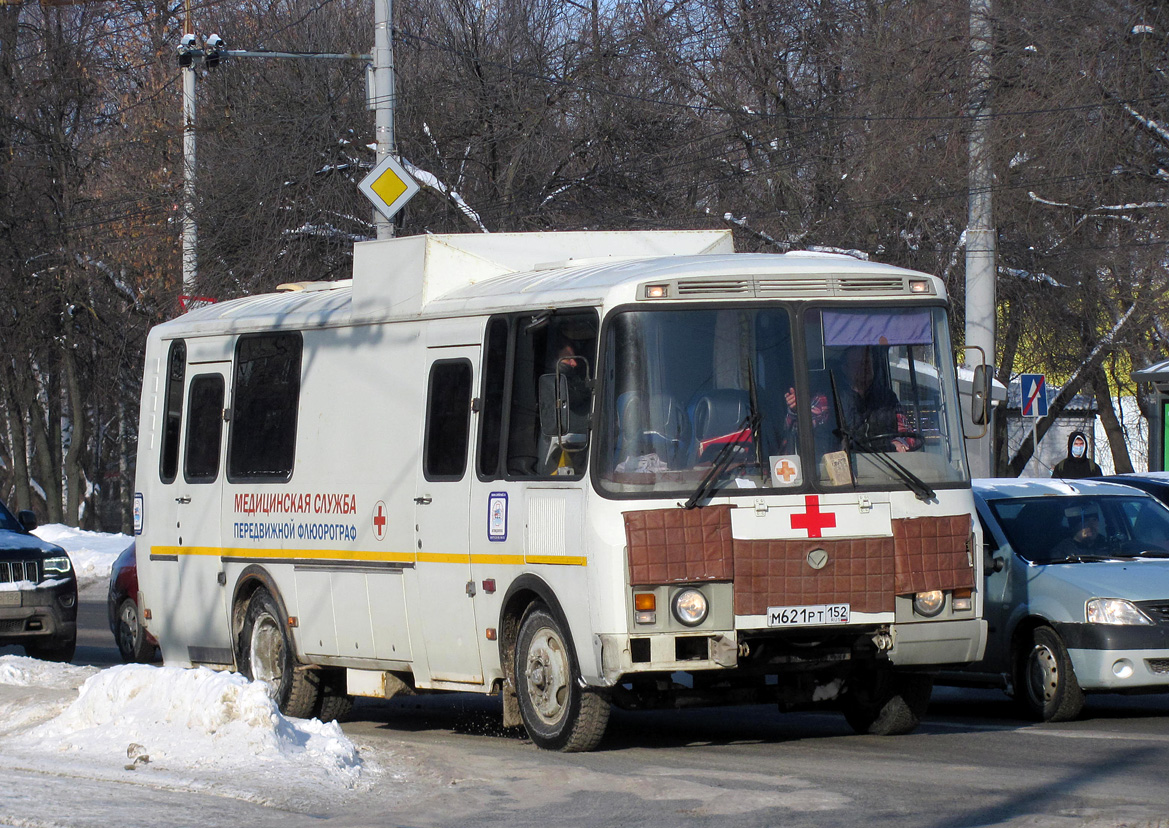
[
  {"left": 43, "top": 556, "right": 73, "bottom": 576},
  {"left": 913, "top": 590, "right": 945, "bottom": 617},
  {"left": 671, "top": 588, "right": 709, "bottom": 627},
  {"left": 1086, "top": 598, "right": 1154, "bottom": 625}
]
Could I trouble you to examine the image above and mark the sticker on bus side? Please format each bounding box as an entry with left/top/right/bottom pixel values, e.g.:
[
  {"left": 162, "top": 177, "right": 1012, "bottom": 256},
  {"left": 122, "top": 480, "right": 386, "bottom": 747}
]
[{"left": 488, "top": 492, "right": 508, "bottom": 542}]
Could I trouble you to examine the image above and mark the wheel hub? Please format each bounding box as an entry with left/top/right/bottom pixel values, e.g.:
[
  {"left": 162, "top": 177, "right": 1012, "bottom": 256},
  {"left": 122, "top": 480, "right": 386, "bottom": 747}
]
[
  {"left": 1029, "top": 644, "right": 1059, "bottom": 703},
  {"left": 249, "top": 614, "right": 284, "bottom": 699},
  {"left": 524, "top": 629, "right": 569, "bottom": 724}
]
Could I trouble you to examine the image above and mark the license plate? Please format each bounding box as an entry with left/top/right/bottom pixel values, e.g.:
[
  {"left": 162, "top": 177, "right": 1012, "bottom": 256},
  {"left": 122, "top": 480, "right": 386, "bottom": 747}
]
[
  {"left": 767, "top": 603, "right": 850, "bottom": 627},
  {"left": 0, "top": 591, "right": 20, "bottom": 607}
]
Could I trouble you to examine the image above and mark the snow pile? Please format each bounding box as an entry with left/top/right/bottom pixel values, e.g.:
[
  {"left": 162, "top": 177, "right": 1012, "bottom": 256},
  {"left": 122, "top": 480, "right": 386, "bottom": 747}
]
[
  {"left": 14, "top": 662, "right": 366, "bottom": 788},
  {"left": 0, "top": 654, "right": 99, "bottom": 690},
  {"left": 32, "top": 524, "right": 131, "bottom": 586}
]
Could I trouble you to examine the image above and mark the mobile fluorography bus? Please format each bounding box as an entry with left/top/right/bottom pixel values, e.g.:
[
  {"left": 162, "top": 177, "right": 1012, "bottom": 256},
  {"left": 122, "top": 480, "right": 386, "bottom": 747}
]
[{"left": 133, "top": 230, "right": 987, "bottom": 750}]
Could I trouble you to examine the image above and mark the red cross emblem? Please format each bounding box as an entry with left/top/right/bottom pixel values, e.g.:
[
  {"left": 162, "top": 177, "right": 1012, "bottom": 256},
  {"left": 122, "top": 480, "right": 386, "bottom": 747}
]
[
  {"left": 774, "top": 458, "right": 799, "bottom": 484},
  {"left": 790, "top": 495, "right": 836, "bottom": 538},
  {"left": 373, "top": 500, "right": 387, "bottom": 541}
]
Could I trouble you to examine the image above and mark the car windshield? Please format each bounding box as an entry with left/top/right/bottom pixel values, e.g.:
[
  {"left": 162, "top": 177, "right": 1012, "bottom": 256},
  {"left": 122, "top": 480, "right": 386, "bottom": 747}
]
[
  {"left": 989, "top": 494, "right": 1169, "bottom": 563},
  {"left": 0, "top": 500, "right": 22, "bottom": 532},
  {"left": 595, "top": 304, "right": 968, "bottom": 497}
]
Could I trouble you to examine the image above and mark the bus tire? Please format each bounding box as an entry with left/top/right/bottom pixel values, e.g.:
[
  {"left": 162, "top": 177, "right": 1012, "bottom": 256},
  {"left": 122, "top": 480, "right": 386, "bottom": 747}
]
[
  {"left": 1016, "top": 626, "right": 1084, "bottom": 722},
  {"left": 314, "top": 668, "right": 354, "bottom": 723},
  {"left": 515, "top": 604, "right": 609, "bottom": 752},
  {"left": 238, "top": 588, "right": 319, "bottom": 719},
  {"left": 842, "top": 672, "right": 932, "bottom": 736}
]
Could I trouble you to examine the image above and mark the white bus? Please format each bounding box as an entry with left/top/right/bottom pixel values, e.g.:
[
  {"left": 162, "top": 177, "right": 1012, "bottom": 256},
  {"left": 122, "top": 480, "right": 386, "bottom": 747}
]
[{"left": 133, "top": 230, "right": 988, "bottom": 750}]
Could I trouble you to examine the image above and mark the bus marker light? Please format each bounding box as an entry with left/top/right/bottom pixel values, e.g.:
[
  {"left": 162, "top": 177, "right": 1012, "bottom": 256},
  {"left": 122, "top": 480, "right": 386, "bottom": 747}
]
[
  {"left": 644, "top": 284, "right": 669, "bottom": 299},
  {"left": 485, "top": 628, "right": 497, "bottom": 641}
]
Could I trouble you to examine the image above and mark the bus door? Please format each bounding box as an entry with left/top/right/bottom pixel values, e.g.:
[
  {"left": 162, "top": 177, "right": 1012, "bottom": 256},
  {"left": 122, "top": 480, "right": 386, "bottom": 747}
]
[
  {"left": 414, "top": 346, "right": 483, "bottom": 684},
  {"left": 169, "top": 359, "right": 233, "bottom": 662}
]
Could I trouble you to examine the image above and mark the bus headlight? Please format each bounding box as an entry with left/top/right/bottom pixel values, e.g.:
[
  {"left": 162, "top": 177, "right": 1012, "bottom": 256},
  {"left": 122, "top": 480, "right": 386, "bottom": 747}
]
[
  {"left": 1086, "top": 598, "right": 1154, "bottom": 625},
  {"left": 913, "top": 590, "right": 945, "bottom": 617},
  {"left": 671, "top": 589, "right": 709, "bottom": 627}
]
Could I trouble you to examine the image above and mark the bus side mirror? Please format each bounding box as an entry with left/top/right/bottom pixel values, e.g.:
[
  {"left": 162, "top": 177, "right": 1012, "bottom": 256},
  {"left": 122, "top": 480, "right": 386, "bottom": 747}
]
[
  {"left": 538, "top": 373, "right": 569, "bottom": 437},
  {"left": 971, "top": 364, "right": 992, "bottom": 426},
  {"left": 538, "top": 372, "right": 591, "bottom": 440}
]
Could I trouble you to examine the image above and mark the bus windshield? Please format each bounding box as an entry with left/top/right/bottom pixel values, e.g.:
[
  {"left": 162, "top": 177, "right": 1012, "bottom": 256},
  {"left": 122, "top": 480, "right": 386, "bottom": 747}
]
[{"left": 595, "top": 304, "right": 968, "bottom": 497}]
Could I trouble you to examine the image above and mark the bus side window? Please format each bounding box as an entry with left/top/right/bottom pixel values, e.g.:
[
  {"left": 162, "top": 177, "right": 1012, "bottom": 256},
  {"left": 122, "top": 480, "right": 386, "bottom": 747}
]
[
  {"left": 227, "top": 332, "right": 303, "bottom": 482},
  {"left": 507, "top": 311, "right": 597, "bottom": 478},
  {"left": 184, "top": 374, "right": 225, "bottom": 483},
  {"left": 424, "top": 360, "right": 473, "bottom": 481},
  {"left": 159, "top": 340, "right": 186, "bottom": 484},
  {"left": 477, "top": 317, "right": 510, "bottom": 479}
]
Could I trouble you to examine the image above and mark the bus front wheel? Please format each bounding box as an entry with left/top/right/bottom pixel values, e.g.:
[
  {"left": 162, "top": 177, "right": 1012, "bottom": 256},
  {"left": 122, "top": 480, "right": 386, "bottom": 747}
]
[
  {"left": 238, "top": 588, "right": 319, "bottom": 718},
  {"left": 514, "top": 604, "right": 609, "bottom": 752},
  {"left": 842, "top": 671, "right": 932, "bottom": 735}
]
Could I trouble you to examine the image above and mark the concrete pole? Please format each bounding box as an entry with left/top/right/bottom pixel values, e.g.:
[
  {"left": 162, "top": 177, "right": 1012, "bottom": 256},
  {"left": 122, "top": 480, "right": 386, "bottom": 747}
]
[
  {"left": 181, "top": 59, "right": 197, "bottom": 297},
  {"left": 373, "top": 0, "right": 395, "bottom": 239},
  {"left": 965, "top": 0, "right": 996, "bottom": 477}
]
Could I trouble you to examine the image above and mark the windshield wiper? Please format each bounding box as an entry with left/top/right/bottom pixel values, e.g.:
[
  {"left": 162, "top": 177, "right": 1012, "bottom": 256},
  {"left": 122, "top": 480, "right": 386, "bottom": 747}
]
[
  {"left": 682, "top": 412, "right": 758, "bottom": 510},
  {"left": 828, "top": 372, "right": 935, "bottom": 502}
]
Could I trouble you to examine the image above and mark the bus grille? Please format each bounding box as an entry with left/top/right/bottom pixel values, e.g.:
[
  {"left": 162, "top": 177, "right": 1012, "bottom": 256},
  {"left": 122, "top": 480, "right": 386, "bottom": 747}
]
[{"left": 0, "top": 561, "right": 39, "bottom": 584}]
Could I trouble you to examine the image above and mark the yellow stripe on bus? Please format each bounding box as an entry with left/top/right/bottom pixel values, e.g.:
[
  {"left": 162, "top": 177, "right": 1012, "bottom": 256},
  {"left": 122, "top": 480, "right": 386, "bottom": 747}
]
[{"left": 151, "top": 546, "right": 585, "bottom": 567}]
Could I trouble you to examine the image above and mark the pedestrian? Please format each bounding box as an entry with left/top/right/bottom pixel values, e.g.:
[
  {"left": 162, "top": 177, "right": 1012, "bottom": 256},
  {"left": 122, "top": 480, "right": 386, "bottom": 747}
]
[{"left": 1051, "top": 430, "right": 1101, "bottom": 479}]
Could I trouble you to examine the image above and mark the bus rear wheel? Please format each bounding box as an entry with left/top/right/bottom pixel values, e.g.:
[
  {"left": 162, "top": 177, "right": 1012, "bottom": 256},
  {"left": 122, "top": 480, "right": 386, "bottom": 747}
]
[
  {"left": 238, "top": 588, "right": 319, "bottom": 718},
  {"left": 514, "top": 604, "right": 609, "bottom": 752}
]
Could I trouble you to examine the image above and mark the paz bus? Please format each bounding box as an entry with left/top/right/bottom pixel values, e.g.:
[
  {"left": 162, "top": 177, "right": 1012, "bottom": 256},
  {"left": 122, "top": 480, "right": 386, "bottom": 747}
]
[{"left": 133, "top": 230, "right": 988, "bottom": 750}]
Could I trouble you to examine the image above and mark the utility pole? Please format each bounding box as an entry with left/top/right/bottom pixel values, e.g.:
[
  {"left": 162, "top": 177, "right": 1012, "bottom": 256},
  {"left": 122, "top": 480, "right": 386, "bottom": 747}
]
[
  {"left": 372, "top": 0, "right": 396, "bottom": 239},
  {"left": 180, "top": 3, "right": 197, "bottom": 298},
  {"left": 174, "top": 20, "right": 375, "bottom": 305},
  {"left": 966, "top": 0, "right": 996, "bottom": 477}
]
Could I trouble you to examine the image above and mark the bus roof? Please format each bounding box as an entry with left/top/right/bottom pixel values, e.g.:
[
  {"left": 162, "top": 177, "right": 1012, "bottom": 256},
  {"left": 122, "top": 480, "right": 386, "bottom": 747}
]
[{"left": 159, "top": 231, "right": 947, "bottom": 337}]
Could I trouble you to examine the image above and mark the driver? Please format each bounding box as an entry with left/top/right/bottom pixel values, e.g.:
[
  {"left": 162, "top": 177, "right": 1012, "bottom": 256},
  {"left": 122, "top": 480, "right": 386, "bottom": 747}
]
[
  {"left": 788, "top": 346, "right": 918, "bottom": 453},
  {"left": 1051, "top": 504, "right": 1108, "bottom": 556}
]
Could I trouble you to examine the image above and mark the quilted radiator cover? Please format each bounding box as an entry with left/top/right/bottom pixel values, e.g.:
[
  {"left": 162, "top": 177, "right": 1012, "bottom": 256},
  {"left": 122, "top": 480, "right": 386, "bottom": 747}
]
[{"left": 624, "top": 507, "right": 973, "bottom": 616}]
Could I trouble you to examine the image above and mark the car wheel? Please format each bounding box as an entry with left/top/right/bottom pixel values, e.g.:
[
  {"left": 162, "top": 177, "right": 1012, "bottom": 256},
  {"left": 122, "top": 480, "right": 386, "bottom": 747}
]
[
  {"left": 25, "top": 638, "right": 76, "bottom": 663},
  {"left": 237, "top": 588, "right": 319, "bottom": 718},
  {"left": 514, "top": 604, "right": 609, "bottom": 751},
  {"left": 1016, "top": 626, "right": 1084, "bottom": 722},
  {"left": 842, "top": 671, "right": 932, "bottom": 735},
  {"left": 115, "top": 598, "right": 155, "bottom": 663}
]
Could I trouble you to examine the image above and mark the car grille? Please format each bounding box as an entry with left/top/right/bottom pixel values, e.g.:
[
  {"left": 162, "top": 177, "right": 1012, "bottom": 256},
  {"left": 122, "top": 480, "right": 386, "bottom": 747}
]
[
  {"left": 1135, "top": 601, "right": 1169, "bottom": 624},
  {"left": 1147, "top": 659, "right": 1169, "bottom": 675},
  {"left": 0, "top": 560, "right": 39, "bottom": 584}
]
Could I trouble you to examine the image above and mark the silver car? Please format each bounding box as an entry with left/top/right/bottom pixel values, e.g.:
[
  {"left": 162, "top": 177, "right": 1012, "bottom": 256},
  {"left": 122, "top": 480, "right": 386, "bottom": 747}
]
[{"left": 957, "top": 478, "right": 1169, "bottom": 721}]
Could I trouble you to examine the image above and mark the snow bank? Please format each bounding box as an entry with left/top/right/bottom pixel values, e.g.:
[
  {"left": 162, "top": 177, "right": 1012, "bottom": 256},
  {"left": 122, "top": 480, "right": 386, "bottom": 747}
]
[
  {"left": 0, "top": 654, "right": 98, "bottom": 690},
  {"left": 32, "top": 524, "right": 131, "bottom": 586},
  {"left": 13, "top": 662, "right": 365, "bottom": 787}
]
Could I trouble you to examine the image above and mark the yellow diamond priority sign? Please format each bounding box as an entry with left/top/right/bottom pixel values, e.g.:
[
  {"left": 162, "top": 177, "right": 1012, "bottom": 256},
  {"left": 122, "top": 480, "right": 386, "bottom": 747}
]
[{"left": 359, "top": 154, "right": 420, "bottom": 220}]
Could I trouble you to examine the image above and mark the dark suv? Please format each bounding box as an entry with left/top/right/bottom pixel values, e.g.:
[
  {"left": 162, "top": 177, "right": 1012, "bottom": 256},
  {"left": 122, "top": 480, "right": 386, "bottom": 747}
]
[{"left": 0, "top": 499, "right": 77, "bottom": 661}]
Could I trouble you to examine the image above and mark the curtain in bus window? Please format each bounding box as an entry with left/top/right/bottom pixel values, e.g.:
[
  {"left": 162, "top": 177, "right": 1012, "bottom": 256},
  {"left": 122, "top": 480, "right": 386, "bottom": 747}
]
[{"left": 822, "top": 308, "right": 932, "bottom": 347}]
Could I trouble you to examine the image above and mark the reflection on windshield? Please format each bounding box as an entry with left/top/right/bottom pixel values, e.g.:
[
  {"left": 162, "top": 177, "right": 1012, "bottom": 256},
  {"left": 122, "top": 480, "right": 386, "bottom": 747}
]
[
  {"left": 990, "top": 495, "right": 1169, "bottom": 563},
  {"left": 596, "top": 304, "right": 967, "bottom": 498}
]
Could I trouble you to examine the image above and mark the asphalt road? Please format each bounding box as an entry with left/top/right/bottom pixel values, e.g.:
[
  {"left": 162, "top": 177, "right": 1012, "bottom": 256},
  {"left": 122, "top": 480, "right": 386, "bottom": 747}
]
[{"left": 35, "top": 587, "right": 1169, "bottom": 827}]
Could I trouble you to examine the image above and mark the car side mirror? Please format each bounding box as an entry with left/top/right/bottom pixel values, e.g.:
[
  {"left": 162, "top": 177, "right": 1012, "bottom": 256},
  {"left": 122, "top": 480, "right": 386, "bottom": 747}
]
[
  {"left": 17, "top": 510, "right": 38, "bottom": 531},
  {"left": 985, "top": 548, "right": 1004, "bottom": 573}
]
